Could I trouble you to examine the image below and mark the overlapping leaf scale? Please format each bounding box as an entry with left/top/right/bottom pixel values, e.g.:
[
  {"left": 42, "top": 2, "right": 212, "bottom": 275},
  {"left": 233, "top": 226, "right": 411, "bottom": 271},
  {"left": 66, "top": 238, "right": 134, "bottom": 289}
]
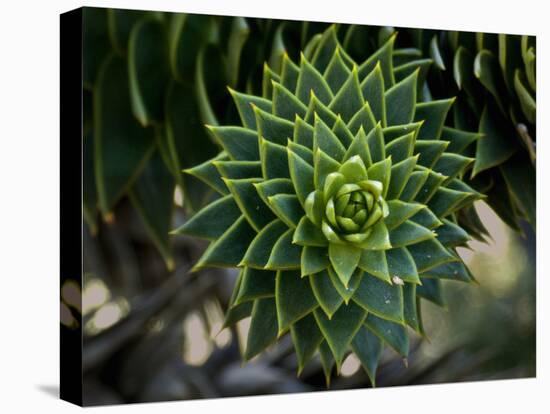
[{"left": 177, "top": 26, "right": 481, "bottom": 385}]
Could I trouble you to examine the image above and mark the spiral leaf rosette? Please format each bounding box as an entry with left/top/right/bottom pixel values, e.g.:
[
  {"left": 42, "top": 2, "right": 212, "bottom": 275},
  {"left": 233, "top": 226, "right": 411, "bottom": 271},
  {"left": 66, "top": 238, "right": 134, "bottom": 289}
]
[{"left": 174, "top": 26, "right": 482, "bottom": 385}]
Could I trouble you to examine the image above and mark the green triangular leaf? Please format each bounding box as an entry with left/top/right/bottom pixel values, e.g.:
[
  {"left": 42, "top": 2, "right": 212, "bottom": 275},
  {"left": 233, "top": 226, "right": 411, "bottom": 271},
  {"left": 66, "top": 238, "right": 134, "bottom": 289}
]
[
  {"left": 244, "top": 298, "right": 278, "bottom": 360},
  {"left": 224, "top": 177, "right": 275, "bottom": 231},
  {"left": 358, "top": 249, "right": 390, "bottom": 283},
  {"left": 365, "top": 314, "right": 409, "bottom": 357},
  {"left": 281, "top": 53, "right": 300, "bottom": 91},
  {"left": 394, "top": 58, "right": 432, "bottom": 95},
  {"left": 407, "top": 238, "right": 458, "bottom": 272},
  {"left": 415, "top": 140, "right": 449, "bottom": 169},
  {"left": 324, "top": 48, "right": 352, "bottom": 93},
  {"left": 414, "top": 99, "right": 454, "bottom": 140},
  {"left": 319, "top": 341, "right": 335, "bottom": 386},
  {"left": 433, "top": 153, "right": 474, "bottom": 180},
  {"left": 360, "top": 62, "right": 386, "bottom": 126},
  {"left": 472, "top": 102, "right": 518, "bottom": 177},
  {"left": 207, "top": 126, "right": 259, "bottom": 161},
  {"left": 293, "top": 115, "right": 314, "bottom": 147},
  {"left": 172, "top": 194, "right": 241, "bottom": 240},
  {"left": 384, "top": 70, "right": 417, "bottom": 126},
  {"left": 403, "top": 283, "right": 421, "bottom": 332},
  {"left": 288, "top": 148, "right": 315, "bottom": 205},
  {"left": 254, "top": 106, "right": 295, "bottom": 146},
  {"left": 314, "top": 148, "right": 341, "bottom": 190},
  {"left": 339, "top": 155, "right": 368, "bottom": 182},
  {"left": 276, "top": 270, "right": 318, "bottom": 333},
  {"left": 428, "top": 187, "right": 473, "bottom": 218},
  {"left": 328, "top": 267, "right": 363, "bottom": 303},
  {"left": 296, "top": 54, "right": 334, "bottom": 105},
  {"left": 254, "top": 178, "right": 294, "bottom": 205},
  {"left": 365, "top": 123, "right": 385, "bottom": 163},
  {"left": 259, "top": 138, "right": 290, "bottom": 179},
  {"left": 311, "top": 25, "right": 355, "bottom": 72},
  {"left": 358, "top": 34, "right": 396, "bottom": 87},
  {"left": 441, "top": 127, "right": 481, "bottom": 154},
  {"left": 304, "top": 189, "right": 325, "bottom": 226},
  {"left": 414, "top": 168, "right": 447, "bottom": 204},
  {"left": 387, "top": 156, "right": 418, "bottom": 200},
  {"left": 287, "top": 140, "right": 314, "bottom": 165},
  {"left": 385, "top": 132, "right": 415, "bottom": 164},
  {"left": 228, "top": 88, "right": 272, "bottom": 130},
  {"left": 358, "top": 220, "right": 391, "bottom": 250},
  {"left": 235, "top": 267, "right": 276, "bottom": 305},
  {"left": 343, "top": 127, "right": 373, "bottom": 168},
  {"left": 224, "top": 301, "right": 253, "bottom": 328},
  {"left": 272, "top": 81, "right": 307, "bottom": 121},
  {"left": 309, "top": 270, "right": 344, "bottom": 318},
  {"left": 409, "top": 207, "right": 443, "bottom": 229},
  {"left": 241, "top": 219, "right": 289, "bottom": 268},
  {"left": 329, "top": 68, "right": 365, "bottom": 123},
  {"left": 367, "top": 157, "right": 391, "bottom": 198},
  {"left": 267, "top": 194, "right": 303, "bottom": 228},
  {"left": 290, "top": 313, "right": 324, "bottom": 374},
  {"left": 417, "top": 278, "right": 446, "bottom": 306},
  {"left": 353, "top": 272, "right": 404, "bottom": 324},
  {"left": 301, "top": 245, "right": 330, "bottom": 276},
  {"left": 389, "top": 220, "right": 435, "bottom": 248},
  {"left": 351, "top": 325, "right": 383, "bottom": 386},
  {"left": 331, "top": 115, "right": 355, "bottom": 147},
  {"left": 422, "top": 260, "right": 474, "bottom": 283},
  {"left": 314, "top": 116, "right": 346, "bottom": 161},
  {"left": 347, "top": 102, "right": 377, "bottom": 136},
  {"left": 314, "top": 302, "right": 367, "bottom": 370},
  {"left": 399, "top": 170, "right": 429, "bottom": 202},
  {"left": 328, "top": 243, "right": 362, "bottom": 287},
  {"left": 294, "top": 216, "right": 328, "bottom": 247},
  {"left": 436, "top": 218, "right": 471, "bottom": 247},
  {"left": 185, "top": 153, "right": 229, "bottom": 195},
  {"left": 266, "top": 228, "right": 302, "bottom": 270},
  {"left": 383, "top": 121, "right": 424, "bottom": 142},
  {"left": 386, "top": 247, "right": 420, "bottom": 284},
  {"left": 384, "top": 200, "right": 425, "bottom": 230},
  {"left": 305, "top": 93, "right": 338, "bottom": 126},
  {"left": 214, "top": 160, "right": 262, "bottom": 180},
  {"left": 194, "top": 216, "right": 257, "bottom": 270},
  {"left": 262, "top": 63, "right": 280, "bottom": 98}
]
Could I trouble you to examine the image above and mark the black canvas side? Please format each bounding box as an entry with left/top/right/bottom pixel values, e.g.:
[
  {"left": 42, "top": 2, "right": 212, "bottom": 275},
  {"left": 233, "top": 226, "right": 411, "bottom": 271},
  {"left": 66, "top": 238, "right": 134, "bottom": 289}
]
[{"left": 60, "top": 7, "right": 83, "bottom": 407}]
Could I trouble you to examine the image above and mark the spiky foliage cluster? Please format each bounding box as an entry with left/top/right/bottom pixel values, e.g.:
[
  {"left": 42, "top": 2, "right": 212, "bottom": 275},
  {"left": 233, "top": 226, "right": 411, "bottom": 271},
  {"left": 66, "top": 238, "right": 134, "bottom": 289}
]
[
  {"left": 85, "top": 5, "right": 534, "bottom": 277},
  {"left": 83, "top": 7, "right": 332, "bottom": 269},
  {"left": 359, "top": 27, "right": 536, "bottom": 232},
  {"left": 445, "top": 32, "right": 535, "bottom": 231},
  {"left": 174, "top": 27, "right": 483, "bottom": 384}
]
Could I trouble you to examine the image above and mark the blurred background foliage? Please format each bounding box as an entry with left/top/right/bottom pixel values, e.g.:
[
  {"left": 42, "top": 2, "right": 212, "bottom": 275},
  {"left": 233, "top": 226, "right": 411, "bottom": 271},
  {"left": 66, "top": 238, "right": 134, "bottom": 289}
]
[{"left": 64, "top": 7, "right": 535, "bottom": 406}]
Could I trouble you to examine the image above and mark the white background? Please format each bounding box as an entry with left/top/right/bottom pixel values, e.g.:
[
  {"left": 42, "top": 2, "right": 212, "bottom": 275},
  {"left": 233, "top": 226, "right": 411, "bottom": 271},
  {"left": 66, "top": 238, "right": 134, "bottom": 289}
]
[{"left": 0, "top": 0, "right": 547, "bottom": 412}]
